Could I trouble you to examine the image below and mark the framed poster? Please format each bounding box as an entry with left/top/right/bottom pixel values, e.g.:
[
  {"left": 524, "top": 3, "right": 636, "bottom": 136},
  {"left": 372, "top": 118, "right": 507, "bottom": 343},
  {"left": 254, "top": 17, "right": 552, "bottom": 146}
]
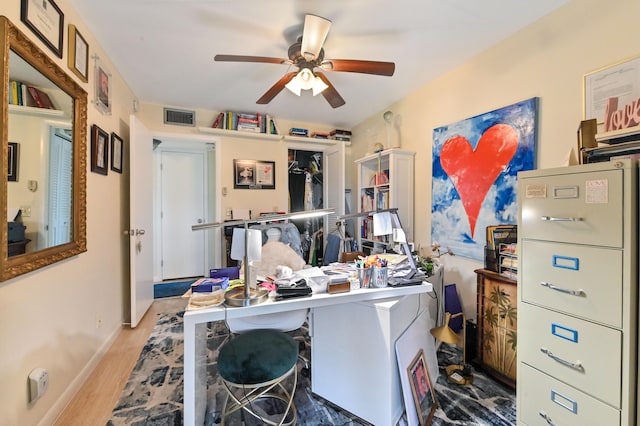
[
  {"left": 91, "top": 125, "right": 108, "bottom": 175},
  {"left": 21, "top": 0, "right": 64, "bottom": 58},
  {"left": 68, "top": 24, "right": 89, "bottom": 82},
  {"left": 407, "top": 349, "right": 438, "bottom": 425},
  {"left": 233, "top": 159, "right": 275, "bottom": 189}
]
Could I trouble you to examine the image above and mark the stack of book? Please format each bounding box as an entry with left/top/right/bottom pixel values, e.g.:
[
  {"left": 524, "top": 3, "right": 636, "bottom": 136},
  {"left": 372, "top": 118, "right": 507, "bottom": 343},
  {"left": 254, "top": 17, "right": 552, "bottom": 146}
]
[
  {"left": 289, "top": 127, "right": 309, "bottom": 137},
  {"left": 329, "top": 129, "right": 352, "bottom": 142},
  {"left": 8, "top": 80, "right": 55, "bottom": 109},
  {"left": 310, "top": 131, "right": 330, "bottom": 139},
  {"left": 211, "top": 111, "right": 279, "bottom": 135}
]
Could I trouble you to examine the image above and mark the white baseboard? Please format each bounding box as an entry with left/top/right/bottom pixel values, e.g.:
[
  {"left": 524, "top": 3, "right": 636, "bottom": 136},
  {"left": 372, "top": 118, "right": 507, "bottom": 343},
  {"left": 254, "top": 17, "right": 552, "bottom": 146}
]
[{"left": 40, "top": 323, "right": 122, "bottom": 425}]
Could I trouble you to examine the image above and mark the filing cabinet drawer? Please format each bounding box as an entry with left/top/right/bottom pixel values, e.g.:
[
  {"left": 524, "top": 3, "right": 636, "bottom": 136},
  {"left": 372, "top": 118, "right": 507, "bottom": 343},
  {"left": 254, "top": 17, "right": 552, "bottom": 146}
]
[
  {"left": 519, "top": 303, "right": 621, "bottom": 407},
  {"left": 519, "top": 364, "right": 620, "bottom": 426},
  {"left": 519, "top": 168, "right": 623, "bottom": 247},
  {"left": 521, "top": 239, "right": 622, "bottom": 327}
]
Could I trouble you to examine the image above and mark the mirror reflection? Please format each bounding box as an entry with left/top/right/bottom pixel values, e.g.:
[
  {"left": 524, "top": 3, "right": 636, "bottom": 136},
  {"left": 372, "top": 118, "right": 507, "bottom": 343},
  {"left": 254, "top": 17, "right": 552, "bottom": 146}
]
[
  {"left": 0, "top": 15, "right": 87, "bottom": 281},
  {"left": 8, "top": 51, "right": 74, "bottom": 256}
]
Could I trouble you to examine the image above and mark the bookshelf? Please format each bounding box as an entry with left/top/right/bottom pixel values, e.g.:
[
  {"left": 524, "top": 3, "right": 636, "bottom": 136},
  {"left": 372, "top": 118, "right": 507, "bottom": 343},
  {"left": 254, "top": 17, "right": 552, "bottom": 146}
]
[
  {"left": 355, "top": 148, "right": 415, "bottom": 254},
  {"left": 8, "top": 103, "right": 64, "bottom": 118}
]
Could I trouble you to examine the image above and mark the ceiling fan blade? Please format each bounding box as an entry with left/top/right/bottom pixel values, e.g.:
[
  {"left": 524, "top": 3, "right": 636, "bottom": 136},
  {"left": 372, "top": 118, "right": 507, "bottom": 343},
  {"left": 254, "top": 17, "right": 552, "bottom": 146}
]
[
  {"left": 256, "top": 72, "right": 297, "bottom": 104},
  {"left": 214, "top": 54, "right": 289, "bottom": 65},
  {"left": 301, "top": 15, "right": 331, "bottom": 61},
  {"left": 315, "top": 72, "right": 345, "bottom": 108},
  {"left": 322, "top": 59, "right": 395, "bottom": 76}
]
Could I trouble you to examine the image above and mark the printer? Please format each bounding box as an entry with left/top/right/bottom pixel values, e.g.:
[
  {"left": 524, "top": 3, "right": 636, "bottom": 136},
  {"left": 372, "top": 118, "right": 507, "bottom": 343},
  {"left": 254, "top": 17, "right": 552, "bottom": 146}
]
[{"left": 8, "top": 209, "right": 25, "bottom": 242}]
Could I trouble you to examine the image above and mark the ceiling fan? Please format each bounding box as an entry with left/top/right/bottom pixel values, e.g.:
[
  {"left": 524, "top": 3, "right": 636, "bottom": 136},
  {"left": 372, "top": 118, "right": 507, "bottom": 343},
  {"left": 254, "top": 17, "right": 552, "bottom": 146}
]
[{"left": 214, "top": 14, "right": 395, "bottom": 108}]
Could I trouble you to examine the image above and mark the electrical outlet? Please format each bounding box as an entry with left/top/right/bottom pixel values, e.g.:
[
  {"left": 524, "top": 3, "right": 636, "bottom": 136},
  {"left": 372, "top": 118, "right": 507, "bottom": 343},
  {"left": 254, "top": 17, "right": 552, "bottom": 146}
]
[
  {"left": 28, "top": 368, "right": 49, "bottom": 402},
  {"left": 226, "top": 208, "right": 232, "bottom": 217},
  {"left": 20, "top": 206, "right": 31, "bottom": 217},
  {"left": 95, "top": 315, "right": 102, "bottom": 328}
]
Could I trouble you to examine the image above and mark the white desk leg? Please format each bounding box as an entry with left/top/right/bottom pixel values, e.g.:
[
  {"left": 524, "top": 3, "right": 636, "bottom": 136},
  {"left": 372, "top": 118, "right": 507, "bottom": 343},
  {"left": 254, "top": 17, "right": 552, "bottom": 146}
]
[{"left": 183, "top": 316, "right": 207, "bottom": 425}]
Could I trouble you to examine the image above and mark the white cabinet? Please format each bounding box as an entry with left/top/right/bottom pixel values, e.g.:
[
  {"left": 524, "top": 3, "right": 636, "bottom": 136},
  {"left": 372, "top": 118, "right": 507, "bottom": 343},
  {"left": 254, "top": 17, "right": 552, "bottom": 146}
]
[
  {"left": 516, "top": 160, "right": 638, "bottom": 426},
  {"left": 310, "top": 293, "right": 426, "bottom": 425},
  {"left": 355, "top": 149, "right": 415, "bottom": 254}
]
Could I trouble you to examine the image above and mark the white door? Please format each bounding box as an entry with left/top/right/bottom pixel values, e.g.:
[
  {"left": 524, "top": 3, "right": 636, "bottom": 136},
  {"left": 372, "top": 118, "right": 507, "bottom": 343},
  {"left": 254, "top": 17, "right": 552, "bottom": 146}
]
[
  {"left": 47, "top": 127, "right": 72, "bottom": 247},
  {"left": 128, "top": 115, "right": 154, "bottom": 328},
  {"left": 324, "top": 143, "right": 345, "bottom": 235},
  {"left": 160, "top": 150, "right": 206, "bottom": 279}
]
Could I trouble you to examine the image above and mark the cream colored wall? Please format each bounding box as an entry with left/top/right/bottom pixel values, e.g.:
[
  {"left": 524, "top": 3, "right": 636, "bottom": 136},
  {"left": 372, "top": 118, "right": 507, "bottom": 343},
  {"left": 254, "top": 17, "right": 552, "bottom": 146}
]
[
  {"left": 352, "top": 0, "right": 639, "bottom": 321},
  {"left": 0, "top": 2, "right": 137, "bottom": 425}
]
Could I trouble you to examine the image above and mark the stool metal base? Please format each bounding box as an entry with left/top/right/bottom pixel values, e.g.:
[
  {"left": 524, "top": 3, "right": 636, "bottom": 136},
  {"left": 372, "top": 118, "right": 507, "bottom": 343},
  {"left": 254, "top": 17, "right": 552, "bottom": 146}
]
[{"left": 221, "top": 365, "right": 297, "bottom": 426}]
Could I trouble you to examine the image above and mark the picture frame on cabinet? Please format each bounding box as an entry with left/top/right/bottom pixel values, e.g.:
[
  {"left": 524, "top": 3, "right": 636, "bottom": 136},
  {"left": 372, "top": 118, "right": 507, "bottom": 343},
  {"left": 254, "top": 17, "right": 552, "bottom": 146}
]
[
  {"left": 21, "top": 0, "right": 64, "bottom": 58},
  {"left": 67, "top": 24, "right": 88, "bottom": 82},
  {"left": 407, "top": 349, "right": 437, "bottom": 425},
  {"left": 233, "top": 159, "right": 275, "bottom": 189},
  {"left": 8, "top": 142, "right": 19, "bottom": 182},
  {"left": 91, "top": 125, "right": 108, "bottom": 175},
  {"left": 583, "top": 54, "right": 640, "bottom": 128},
  {"left": 110, "top": 132, "right": 123, "bottom": 174}
]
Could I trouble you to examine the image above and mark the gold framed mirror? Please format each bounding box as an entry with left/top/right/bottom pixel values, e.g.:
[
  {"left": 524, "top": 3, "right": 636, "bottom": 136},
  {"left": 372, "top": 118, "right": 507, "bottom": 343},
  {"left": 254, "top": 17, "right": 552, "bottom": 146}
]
[{"left": 0, "top": 16, "right": 87, "bottom": 281}]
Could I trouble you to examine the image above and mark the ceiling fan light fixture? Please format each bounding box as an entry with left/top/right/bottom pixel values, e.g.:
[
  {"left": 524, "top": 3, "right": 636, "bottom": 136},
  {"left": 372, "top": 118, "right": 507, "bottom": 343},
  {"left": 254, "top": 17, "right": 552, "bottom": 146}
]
[
  {"left": 312, "top": 76, "right": 328, "bottom": 96},
  {"left": 285, "top": 77, "right": 303, "bottom": 96}
]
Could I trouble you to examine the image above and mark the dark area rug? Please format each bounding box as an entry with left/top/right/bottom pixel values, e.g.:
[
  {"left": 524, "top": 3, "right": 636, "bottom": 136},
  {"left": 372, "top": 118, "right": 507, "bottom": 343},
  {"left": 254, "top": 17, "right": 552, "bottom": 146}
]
[{"left": 108, "top": 310, "right": 515, "bottom": 425}]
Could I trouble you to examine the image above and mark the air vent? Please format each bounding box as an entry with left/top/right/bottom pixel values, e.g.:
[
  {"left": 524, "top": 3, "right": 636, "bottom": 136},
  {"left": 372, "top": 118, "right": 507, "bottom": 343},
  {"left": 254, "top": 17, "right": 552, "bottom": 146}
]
[{"left": 163, "top": 107, "right": 195, "bottom": 127}]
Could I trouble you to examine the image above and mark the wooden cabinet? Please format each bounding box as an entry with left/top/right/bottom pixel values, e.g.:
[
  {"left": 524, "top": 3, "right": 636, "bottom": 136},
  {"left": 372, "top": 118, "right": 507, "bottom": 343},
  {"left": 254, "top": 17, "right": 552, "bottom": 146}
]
[
  {"left": 474, "top": 268, "right": 517, "bottom": 389},
  {"left": 517, "top": 160, "right": 637, "bottom": 426},
  {"left": 355, "top": 149, "right": 415, "bottom": 254}
]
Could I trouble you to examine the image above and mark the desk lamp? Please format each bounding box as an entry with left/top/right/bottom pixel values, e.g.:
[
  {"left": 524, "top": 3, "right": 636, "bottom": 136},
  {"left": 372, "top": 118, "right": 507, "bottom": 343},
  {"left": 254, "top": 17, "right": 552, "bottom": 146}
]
[
  {"left": 193, "top": 208, "right": 334, "bottom": 306},
  {"left": 430, "top": 312, "right": 473, "bottom": 385}
]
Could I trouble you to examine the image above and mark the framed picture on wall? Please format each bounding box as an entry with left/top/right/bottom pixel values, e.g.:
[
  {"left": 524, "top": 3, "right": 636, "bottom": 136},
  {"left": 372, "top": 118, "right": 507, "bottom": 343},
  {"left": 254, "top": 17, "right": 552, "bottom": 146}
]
[
  {"left": 21, "top": 0, "right": 64, "bottom": 58},
  {"left": 94, "top": 56, "right": 111, "bottom": 115},
  {"left": 91, "top": 125, "right": 108, "bottom": 175},
  {"left": 233, "top": 159, "right": 275, "bottom": 189},
  {"left": 8, "top": 142, "right": 19, "bottom": 182},
  {"left": 67, "top": 24, "right": 89, "bottom": 82},
  {"left": 110, "top": 132, "right": 123, "bottom": 173}
]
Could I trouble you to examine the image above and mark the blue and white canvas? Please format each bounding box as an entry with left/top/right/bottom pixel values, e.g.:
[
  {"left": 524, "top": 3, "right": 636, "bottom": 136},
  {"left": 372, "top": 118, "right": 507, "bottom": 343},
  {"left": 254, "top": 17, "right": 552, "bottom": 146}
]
[{"left": 431, "top": 98, "right": 537, "bottom": 261}]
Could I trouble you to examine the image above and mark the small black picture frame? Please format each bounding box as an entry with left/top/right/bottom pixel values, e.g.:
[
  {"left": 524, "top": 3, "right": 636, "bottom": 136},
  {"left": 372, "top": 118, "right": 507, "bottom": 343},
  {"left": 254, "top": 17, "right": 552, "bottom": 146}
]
[
  {"left": 8, "top": 142, "right": 19, "bottom": 182},
  {"left": 233, "top": 159, "right": 275, "bottom": 189},
  {"left": 91, "top": 124, "right": 108, "bottom": 175},
  {"left": 21, "top": 0, "right": 64, "bottom": 58},
  {"left": 110, "top": 132, "right": 123, "bottom": 174}
]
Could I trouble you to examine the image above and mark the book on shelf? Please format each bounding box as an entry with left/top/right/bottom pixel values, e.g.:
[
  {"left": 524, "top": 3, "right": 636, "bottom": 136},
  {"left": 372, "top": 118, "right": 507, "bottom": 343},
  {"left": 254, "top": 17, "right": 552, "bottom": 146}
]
[
  {"left": 27, "top": 85, "right": 55, "bottom": 109},
  {"left": 211, "top": 112, "right": 224, "bottom": 128}
]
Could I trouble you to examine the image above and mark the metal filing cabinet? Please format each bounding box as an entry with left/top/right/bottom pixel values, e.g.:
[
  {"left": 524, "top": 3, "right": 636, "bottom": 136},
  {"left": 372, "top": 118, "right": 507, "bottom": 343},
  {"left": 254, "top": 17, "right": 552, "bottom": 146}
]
[{"left": 516, "top": 160, "right": 638, "bottom": 426}]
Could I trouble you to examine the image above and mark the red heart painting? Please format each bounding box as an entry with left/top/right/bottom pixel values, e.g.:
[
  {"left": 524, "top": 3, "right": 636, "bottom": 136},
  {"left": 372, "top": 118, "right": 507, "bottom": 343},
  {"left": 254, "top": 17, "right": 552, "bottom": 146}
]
[{"left": 440, "top": 124, "right": 518, "bottom": 238}]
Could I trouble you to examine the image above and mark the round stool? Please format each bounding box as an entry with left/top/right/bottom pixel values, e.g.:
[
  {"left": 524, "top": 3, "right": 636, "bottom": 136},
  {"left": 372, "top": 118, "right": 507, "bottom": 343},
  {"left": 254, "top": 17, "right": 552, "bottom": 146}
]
[{"left": 218, "top": 329, "right": 298, "bottom": 425}]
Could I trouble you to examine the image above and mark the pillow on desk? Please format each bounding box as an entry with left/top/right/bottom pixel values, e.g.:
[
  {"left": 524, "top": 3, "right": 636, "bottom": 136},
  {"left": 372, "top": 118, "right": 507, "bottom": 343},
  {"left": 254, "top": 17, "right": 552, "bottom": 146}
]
[{"left": 249, "top": 241, "right": 307, "bottom": 278}]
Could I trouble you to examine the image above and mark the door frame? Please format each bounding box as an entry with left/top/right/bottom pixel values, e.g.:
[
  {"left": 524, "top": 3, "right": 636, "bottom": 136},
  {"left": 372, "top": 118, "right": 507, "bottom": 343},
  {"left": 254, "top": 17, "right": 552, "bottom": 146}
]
[{"left": 152, "top": 135, "right": 220, "bottom": 281}]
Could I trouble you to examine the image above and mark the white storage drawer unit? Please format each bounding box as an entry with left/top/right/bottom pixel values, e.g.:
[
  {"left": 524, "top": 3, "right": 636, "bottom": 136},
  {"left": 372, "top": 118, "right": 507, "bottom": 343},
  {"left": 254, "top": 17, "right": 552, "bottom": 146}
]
[{"left": 517, "top": 160, "right": 638, "bottom": 426}]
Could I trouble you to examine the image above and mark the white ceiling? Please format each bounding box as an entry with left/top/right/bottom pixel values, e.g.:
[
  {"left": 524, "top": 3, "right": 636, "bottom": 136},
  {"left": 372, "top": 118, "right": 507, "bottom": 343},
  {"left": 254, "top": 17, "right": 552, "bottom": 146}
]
[{"left": 69, "top": 0, "right": 567, "bottom": 128}]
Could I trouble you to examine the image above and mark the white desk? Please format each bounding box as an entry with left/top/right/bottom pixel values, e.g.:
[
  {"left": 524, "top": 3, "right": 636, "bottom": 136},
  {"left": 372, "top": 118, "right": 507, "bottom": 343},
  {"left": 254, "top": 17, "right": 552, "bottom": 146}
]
[{"left": 183, "top": 283, "right": 433, "bottom": 425}]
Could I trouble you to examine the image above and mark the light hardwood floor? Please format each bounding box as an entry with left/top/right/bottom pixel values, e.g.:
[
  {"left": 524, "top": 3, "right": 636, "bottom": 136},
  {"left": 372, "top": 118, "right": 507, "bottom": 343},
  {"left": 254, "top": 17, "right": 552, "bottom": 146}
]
[{"left": 53, "top": 297, "right": 187, "bottom": 426}]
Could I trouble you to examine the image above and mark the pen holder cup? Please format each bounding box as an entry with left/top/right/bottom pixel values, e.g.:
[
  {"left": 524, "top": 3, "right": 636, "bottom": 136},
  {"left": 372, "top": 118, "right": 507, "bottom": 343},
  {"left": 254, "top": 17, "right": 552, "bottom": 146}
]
[
  {"left": 356, "top": 267, "right": 372, "bottom": 288},
  {"left": 371, "top": 267, "right": 388, "bottom": 288}
]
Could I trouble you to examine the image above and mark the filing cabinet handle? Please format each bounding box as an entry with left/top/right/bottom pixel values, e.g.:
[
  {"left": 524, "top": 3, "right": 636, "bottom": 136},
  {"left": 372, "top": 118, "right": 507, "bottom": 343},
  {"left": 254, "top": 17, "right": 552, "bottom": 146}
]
[
  {"left": 540, "top": 347, "right": 584, "bottom": 372},
  {"left": 540, "top": 281, "right": 585, "bottom": 297},
  {"left": 538, "top": 411, "right": 556, "bottom": 426},
  {"left": 540, "top": 215, "right": 583, "bottom": 222}
]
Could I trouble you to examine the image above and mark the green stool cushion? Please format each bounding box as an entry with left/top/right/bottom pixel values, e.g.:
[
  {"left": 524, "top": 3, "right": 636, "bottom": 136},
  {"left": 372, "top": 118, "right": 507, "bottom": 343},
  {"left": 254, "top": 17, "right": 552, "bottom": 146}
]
[{"left": 218, "top": 329, "right": 298, "bottom": 385}]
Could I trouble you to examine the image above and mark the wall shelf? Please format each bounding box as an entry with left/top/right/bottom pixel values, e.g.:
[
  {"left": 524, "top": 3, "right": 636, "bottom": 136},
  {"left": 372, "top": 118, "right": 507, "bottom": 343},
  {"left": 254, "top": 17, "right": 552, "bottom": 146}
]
[
  {"left": 8, "top": 104, "right": 64, "bottom": 118},
  {"left": 197, "top": 126, "right": 350, "bottom": 146}
]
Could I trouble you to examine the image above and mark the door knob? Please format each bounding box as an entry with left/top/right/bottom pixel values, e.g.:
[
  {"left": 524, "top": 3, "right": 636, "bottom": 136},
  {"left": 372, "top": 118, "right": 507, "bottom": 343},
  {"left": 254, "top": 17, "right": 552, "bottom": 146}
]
[{"left": 136, "top": 229, "right": 146, "bottom": 236}]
